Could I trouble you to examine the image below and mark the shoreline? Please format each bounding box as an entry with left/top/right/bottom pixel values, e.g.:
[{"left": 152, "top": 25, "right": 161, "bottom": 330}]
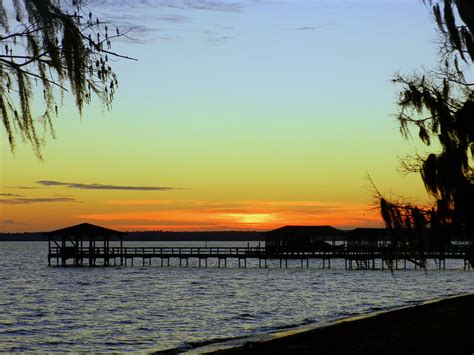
[{"left": 181, "top": 293, "right": 474, "bottom": 354}]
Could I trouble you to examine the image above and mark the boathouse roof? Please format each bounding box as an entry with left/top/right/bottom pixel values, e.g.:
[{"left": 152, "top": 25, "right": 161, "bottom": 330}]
[
  {"left": 45, "top": 223, "right": 125, "bottom": 237},
  {"left": 266, "top": 225, "right": 345, "bottom": 236}
]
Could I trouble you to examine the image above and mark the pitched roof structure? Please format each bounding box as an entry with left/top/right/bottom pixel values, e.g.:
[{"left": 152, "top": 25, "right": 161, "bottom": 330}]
[{"left": 45, "top": 223, "right": 125, "bottom": 237}]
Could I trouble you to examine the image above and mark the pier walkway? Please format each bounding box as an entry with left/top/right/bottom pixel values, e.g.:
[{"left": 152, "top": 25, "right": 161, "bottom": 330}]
[
  {"left": 45, "top": 223, "right": 474, "bottom": 270},
  {"left": 48, "top": 245, "right": 474, "bottom": 270}
]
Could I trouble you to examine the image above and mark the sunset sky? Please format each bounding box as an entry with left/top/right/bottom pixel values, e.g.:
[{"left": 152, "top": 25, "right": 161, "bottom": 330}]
[{"left": 1, "top": 0, "right": 438, "bottom": 232}]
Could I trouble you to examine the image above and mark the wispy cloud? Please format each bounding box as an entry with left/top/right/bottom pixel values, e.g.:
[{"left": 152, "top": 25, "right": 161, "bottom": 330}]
[
  {"left": 6, "top": 186, "right": 41, "bottom": 190},
  {"left": 156, "top": 14, "right": 189, "bottom": 23},
  {"left": 36, "top": 181, "right": 184, "bottom": 191},
  {"left": 295, "top": 26, "right": 319, "bottom": 31},
  {"left": 107, "top": 13, "right": 189, "bottom": 23},
  {"left": 0, "top": 197, "right": 78, "bottom": 205},
  {"left": 0, "top": 219, "right": 27, "bottom": 225},
  {"left": 103, "top": 14, "right": 182, "bottom": 42},
  {"left": 85, "top": 0, "right": 244, "bottom": 44},
  {"left": 88, "top": 0, "right": 244, "bottom": 13},
  {"left": 207, "top": 34, "right": 233, "bottom": 44}
]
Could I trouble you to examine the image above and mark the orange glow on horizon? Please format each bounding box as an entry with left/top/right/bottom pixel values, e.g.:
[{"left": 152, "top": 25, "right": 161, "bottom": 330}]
[
  {"left": 72, "top": 200, "right": 383, "bottom": 232},
  {"left": 1, "top": 192, "right": 385, "bottom": 232},
  {"left": 104, "top": 200, "right": 173, "bottom": 205}
]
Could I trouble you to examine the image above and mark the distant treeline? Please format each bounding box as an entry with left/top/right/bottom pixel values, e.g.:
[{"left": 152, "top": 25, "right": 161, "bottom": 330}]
[{"left": 0, "top": 231, "right": 265, "bottom": 242}]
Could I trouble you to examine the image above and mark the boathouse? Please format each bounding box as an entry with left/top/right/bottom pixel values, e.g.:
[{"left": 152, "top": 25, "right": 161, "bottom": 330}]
[
  {"left": 265, "top": 225, "right": 345, "bottom": 253},
  {"left": 46, "top": 223, "right": 125, "bottom": 266},
  {"left": 345, "top": 228, "right": 391, "bottom": 248}
]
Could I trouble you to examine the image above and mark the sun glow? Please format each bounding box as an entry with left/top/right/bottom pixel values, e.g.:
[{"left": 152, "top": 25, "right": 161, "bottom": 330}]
[
  {"left": 67, "top": 200, "right": 383, "bottom": 232},
  {"left": 221, "top": 213, "right": 276, "bottom": 224}
]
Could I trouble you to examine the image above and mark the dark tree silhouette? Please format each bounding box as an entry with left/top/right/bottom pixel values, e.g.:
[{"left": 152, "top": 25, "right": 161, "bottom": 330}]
[
  {"left": 379, "top": 0, "right": 473, "bottom": 247},
  {"left": 0, "top": 0, "right": 134, "bottom": 158}
]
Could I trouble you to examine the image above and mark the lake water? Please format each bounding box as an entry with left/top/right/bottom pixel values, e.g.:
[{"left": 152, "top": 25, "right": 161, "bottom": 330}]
[{"left": 0, "top": 241, "right": 473, "bottom": 352}]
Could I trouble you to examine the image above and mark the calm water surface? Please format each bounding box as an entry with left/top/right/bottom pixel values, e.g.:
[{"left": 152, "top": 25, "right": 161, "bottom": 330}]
[{"left": 0, "top": 242, "right": 473, "bottom": 352}]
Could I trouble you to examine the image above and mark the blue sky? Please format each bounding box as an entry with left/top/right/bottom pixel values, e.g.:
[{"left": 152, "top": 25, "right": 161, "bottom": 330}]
[{"left": 1, "top": 0, "right": 441, "bottom": 231}]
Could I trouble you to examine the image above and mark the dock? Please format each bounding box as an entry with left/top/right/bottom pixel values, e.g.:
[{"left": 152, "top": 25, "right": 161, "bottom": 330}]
[
  {"left": 46, "top": 223, "right": 474, "bottom": 270},
  {"left": 48, "top": 245, "right": 474, "bottom": 270}
]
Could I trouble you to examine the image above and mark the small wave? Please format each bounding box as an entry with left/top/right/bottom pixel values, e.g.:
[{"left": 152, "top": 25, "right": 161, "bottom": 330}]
[
  {"left": 257, "top": 320, "right": 312, "bottom": 333},
  {"left": 117, "top": 319, "right": 134, "bottom": 325},
  {"left": 2, "top": 328, "right": 39, "bottom": 335},
  {"left": 155, "top": 335, "right": 247, "bottom": 355},
  {"left": 367, "top": 306, "right": 384, "bottom": 312},
  {"left": 233, "top": 313, "right": 257, "bottom": 320}
]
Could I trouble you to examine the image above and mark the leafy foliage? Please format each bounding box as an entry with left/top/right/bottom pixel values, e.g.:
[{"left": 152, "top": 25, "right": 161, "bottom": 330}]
[
  {"left": 380, "top": 0, "right": 474, "bottom": 244},
  {"left": 0, "top": 0, "right": 133, "bottom": 158}
]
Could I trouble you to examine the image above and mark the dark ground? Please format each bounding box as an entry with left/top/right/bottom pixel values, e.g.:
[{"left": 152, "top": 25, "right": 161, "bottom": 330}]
[{"left": 212, "top": 294, "right": 474, "bottom": 355}]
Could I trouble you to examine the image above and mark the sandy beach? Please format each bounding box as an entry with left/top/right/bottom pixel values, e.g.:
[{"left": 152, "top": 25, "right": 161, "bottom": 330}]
[{"left": 196, "top": 294, "right": 474, "bottom": 355}]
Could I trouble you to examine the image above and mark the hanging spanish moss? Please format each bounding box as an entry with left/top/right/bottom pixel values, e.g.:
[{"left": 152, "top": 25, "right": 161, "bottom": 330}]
[
  {"left": 378, "top": 1, "right": 473, "bottom": 259},
  {"left": 0, "top": 0, "right": 134, "bottom": 158}
]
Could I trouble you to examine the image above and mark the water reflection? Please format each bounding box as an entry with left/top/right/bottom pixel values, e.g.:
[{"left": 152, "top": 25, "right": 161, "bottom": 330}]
[{"left": 0, "top": 242, "right": 473, "bottom": 352}]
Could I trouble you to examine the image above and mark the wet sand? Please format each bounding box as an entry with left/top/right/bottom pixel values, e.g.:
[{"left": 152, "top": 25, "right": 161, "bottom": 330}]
[{"left": 205, "top": 294, "right": 474, "bottom": 355}]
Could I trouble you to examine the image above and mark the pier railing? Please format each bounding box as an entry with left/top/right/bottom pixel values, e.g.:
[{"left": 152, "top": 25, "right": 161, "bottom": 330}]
[
  {"left": 49, "top": 246, "right": 268, "bottom": 257},
  {"left": 48, "top": 245, "right": 473, "bottom": 257},
  {"left": 48, "top": 245, "right": 474, "bottom": 269}
]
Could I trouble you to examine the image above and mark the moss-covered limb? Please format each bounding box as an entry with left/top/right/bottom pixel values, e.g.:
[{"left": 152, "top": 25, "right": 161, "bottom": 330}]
[
  {"left": 0, "top": 0, "right": 133, "bottom": 158},
  {"left": 376, "top": 1, "right": 474, "bottom": 242}
]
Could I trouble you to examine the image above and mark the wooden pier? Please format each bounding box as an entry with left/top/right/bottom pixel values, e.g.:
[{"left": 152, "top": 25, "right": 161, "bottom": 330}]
[
  {"left": 48, "top": 245, "right": 474, "bottom": 270},
  {"left": 46, "top": 223, "right": 474, "bottom": 270}
]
